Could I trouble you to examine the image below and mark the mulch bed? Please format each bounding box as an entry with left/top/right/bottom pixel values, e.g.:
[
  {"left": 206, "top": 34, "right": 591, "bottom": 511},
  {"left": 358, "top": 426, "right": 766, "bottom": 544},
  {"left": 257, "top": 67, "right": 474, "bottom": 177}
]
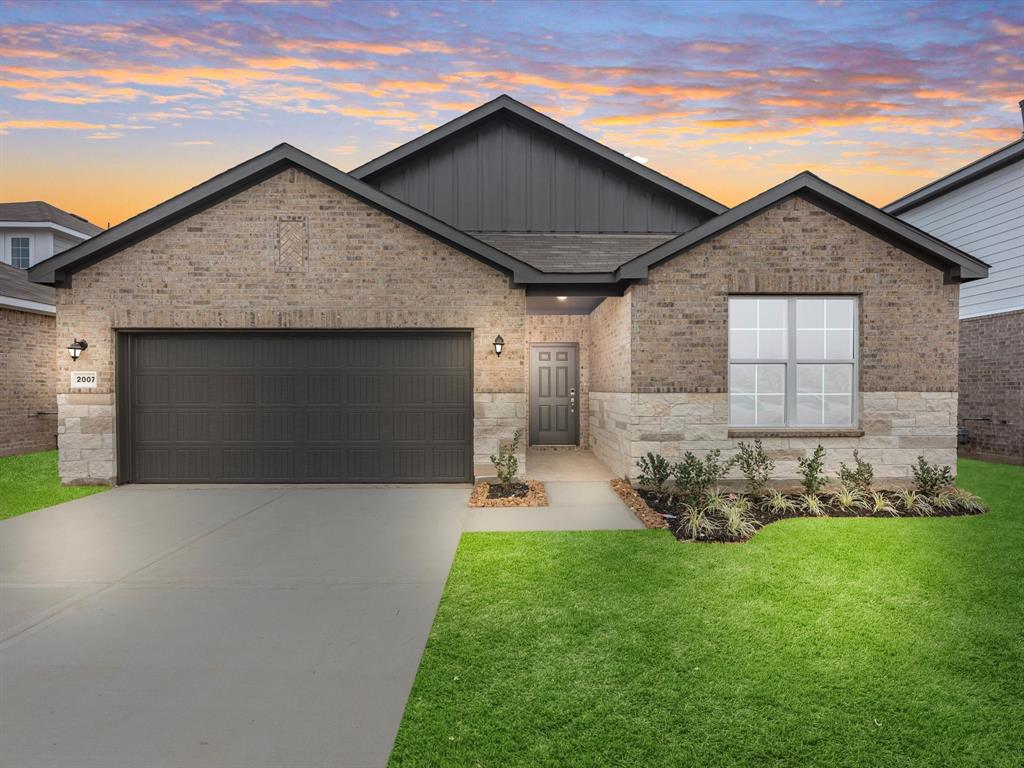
[
  {"left": 610, "top": 479, "right": 668, "bottom": 529},
  {"left": 468, "top": 480, "right": 549, "bottom": 508},
  {"left": 609, "top": 481, "right": 986, "bottom": 543}
]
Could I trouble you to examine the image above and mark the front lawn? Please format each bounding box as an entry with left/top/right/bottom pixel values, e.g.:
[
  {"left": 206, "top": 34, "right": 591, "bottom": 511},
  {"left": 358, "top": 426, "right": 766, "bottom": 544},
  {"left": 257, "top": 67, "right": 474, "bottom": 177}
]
[
  {"left": 389, "top": 459, "right": 1024, "bottom": 767},
  {"left": 0, "top": 450, "right": 107, "bottom": 520}
]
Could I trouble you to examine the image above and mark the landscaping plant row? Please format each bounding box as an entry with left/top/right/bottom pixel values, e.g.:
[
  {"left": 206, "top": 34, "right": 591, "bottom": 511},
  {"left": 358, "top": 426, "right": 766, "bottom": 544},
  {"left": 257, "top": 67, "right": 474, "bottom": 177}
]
[{"left": 627, "top": 442, "right": 986, "bottom": 543}]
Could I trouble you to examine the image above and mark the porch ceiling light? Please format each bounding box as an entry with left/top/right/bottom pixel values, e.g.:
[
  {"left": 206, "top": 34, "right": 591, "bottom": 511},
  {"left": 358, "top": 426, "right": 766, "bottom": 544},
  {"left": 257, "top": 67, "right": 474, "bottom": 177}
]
[
  {"left": 557, "top": 296, "right": 568, "bottom": 301},
  {"left": 67, "top": 338, "right": 88, "bottom": 361},
  {"left": 493, "top": 335, "right": 505, "bottom": 357}
]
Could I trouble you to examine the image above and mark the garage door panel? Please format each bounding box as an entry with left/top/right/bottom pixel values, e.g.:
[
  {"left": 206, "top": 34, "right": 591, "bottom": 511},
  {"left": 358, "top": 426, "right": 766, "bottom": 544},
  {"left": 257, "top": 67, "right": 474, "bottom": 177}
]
[{"left": 123, "top": 332, "right": 472, "bottom": 483}]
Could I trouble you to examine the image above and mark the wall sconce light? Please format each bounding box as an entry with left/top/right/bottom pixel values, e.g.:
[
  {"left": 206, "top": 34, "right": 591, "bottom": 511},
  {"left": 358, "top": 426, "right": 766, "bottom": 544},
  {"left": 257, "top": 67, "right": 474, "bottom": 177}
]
[
  {"left": 67, "top": 338, "right": 88, "bottom": 362},
  {"left": 492, "top": 335, "right": 504, "bottom": 357}
]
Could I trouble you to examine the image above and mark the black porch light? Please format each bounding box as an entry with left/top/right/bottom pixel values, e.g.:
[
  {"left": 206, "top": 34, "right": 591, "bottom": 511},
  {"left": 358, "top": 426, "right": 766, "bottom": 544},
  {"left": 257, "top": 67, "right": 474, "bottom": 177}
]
[
  {"left": 493, "top": 335, "right": 505, "bottom": 357},
  {"left": 67, "top": 338, "right": 88, "bottom": 361}
]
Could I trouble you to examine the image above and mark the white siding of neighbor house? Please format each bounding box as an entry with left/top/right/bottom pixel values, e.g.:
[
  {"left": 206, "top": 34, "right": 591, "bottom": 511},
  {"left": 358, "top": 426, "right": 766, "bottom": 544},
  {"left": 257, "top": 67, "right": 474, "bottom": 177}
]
[
  {"left": 898, "top": 157, "right": 1024, "bottom": 319},
  {"left": 0, "top": 228, "right": 53, "bottom": 268}
]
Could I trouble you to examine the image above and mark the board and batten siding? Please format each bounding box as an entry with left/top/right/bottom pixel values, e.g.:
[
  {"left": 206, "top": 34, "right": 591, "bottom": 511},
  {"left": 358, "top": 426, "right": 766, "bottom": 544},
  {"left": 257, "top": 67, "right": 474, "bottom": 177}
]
[
  {"left": 898, "top": 157, "right": 1024, "bottom": 319},
  {"left": 367, "top": 113, "right": 708, "bottom": 234}
]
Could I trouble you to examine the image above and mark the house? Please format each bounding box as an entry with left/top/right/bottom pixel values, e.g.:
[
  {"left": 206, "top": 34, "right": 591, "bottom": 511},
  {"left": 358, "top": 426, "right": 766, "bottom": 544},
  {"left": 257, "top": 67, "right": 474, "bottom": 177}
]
[
  {"left": 1, "top": 202, "right": 102, "bottom": 456},
  {"left": 885, "top": 115, "right": 1023, "bottom": 465},
  {"left": 1, "top": 201, "right": 102, "bottom": 268},
  {"left": 28, "top": 96, "right": 987, "bottom": 486}
]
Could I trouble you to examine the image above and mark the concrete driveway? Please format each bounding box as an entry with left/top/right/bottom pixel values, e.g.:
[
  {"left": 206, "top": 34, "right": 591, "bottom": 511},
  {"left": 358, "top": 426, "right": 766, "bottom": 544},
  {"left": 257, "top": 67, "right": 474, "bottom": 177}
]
[{"left": 0, "top": 482, "right": 640, "bottom": 768}]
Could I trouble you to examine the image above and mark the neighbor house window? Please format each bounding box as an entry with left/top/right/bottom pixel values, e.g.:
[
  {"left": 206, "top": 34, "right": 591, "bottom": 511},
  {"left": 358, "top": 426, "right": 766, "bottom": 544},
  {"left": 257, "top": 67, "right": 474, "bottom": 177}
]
[
  {"left": 10, "top": 237, "right": 30, "bottom": 269},
  {"left": 729, "top": 297, "right": 857, "bottom": 428}
]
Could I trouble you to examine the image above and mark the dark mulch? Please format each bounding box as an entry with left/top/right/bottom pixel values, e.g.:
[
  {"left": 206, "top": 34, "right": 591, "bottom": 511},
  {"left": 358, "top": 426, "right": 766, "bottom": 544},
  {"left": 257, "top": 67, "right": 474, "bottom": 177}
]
[
  {"left": 487, "top": 482, "right": 530, "bottom": 499},
  {"left": 619, "top": 487, "right": 986, "bottom": 543}
]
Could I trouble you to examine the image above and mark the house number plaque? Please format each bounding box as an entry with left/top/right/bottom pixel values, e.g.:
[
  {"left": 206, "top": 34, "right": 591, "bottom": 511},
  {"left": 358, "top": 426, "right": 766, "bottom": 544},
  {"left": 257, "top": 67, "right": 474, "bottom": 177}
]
[{"left": 70, "top": 371, "right": 98, "bottom": 389}]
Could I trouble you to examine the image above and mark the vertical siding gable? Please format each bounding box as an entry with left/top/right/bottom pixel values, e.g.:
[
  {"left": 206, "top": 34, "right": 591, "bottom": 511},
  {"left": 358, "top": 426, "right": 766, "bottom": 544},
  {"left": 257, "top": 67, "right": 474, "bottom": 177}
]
[{"left": 365, "top": 113, "right": 709, "bottom": 234}]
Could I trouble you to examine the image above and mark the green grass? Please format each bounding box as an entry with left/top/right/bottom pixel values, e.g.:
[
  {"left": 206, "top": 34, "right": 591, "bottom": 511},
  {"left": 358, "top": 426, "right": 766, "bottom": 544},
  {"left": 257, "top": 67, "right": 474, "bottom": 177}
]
[
  {"left": 0, "top": 450, "right": 107, "bottom": 520},
  {"left": 389, "top": 459, "right": 1024, "bottom": 767}
]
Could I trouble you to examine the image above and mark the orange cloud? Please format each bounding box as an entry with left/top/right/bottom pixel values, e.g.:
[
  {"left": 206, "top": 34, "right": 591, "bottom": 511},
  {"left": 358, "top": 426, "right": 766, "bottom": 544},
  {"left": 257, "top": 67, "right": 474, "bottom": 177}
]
[
  {"left": 759, "top": 98, "right": 817, "bottom": 108},
  {"left": 238, "top": 55, "right": 376, "bottom": 71},
  {"left": 849, "top": 74, "right": 915, "bottom": 85},
  {"left": 992, "top": 18, "right": 1024, "bottom": 36},
  {"left": 280, "top": 39, "right": 412, "bottom": 56},
  {"left": 331, "top": 106, "right": 417, "bottom": 118},
  {"left": 0, "top": 119, "right": 105, "bottom": 130},
  {"left": 371, "top": 79, "right": 448, "bottom": 95}
]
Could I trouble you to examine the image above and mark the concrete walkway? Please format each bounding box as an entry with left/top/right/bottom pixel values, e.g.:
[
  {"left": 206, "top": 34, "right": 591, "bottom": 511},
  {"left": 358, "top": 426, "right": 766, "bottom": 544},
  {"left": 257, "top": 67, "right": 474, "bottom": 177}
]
[{"left": 0, "top": 482, "right": 640, "bottom": 768}]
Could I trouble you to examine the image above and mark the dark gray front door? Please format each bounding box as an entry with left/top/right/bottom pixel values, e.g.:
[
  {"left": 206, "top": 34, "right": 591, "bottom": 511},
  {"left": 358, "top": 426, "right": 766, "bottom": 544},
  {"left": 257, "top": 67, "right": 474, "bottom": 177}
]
[
  {"left": 529, "top": 343, "right": 578, "bottom": 445},
  {"left": 118, "top": 331, "right": 473, "bottom": 484}
]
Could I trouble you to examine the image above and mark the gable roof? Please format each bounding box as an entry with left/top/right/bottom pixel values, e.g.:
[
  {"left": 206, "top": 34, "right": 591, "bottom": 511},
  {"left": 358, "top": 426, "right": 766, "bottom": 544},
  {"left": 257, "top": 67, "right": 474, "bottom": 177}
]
[
  {"left": 616, "top": 171, "right": 990, "bottom": 283},
  {"left": 474, "top": 232, "right": 675, "bottom": 273},
  {"left": 0, "top": 200, "right": 103, "bottom": 236},
  {"left": 349, "top": 94, "right": 727, "bottom": 218},
  {"left": 884, "top": 137, "right": 1024, "bottom": 215},
  {"left": 29, "top": 143, "right": 623, "bottom": 287},
  {"left": 0, "top": 261, "right": 56, "bottom": 314}
]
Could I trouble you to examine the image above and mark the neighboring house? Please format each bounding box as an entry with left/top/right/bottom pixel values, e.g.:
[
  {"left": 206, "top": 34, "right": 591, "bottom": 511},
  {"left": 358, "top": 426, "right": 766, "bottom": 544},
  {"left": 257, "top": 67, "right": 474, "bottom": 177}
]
[
  {"left": 885, "top": 127, "right": 1023, "bottom": 464},
  {"left": 0, "top": 200, "right": 102, "bottom": 268},
  {"left": 1, "top": 202, "right": 102, "bottom": 457},
  {"left": 29, "top": 95, "right": 987, "bottom": 486}
]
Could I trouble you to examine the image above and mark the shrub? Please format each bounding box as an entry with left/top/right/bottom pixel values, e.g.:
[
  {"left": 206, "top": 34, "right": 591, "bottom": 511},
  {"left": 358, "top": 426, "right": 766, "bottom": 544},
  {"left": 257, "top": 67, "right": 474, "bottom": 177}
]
[
  {"left": 896, "top": 488, "right": 933, "bottom": 516},
  {"left": 799, "top": 493, "right": 826, "bottom": 517},
  {"left": 734, "top": 440, "right": 775, "bottom": 497},
  {"left": 868, "top": 490, "right": 898, "bottom": 516},
  {"left": 489, "top": 429, "right": 522, "bottom": 486},
  {"left": 765, "top": 488, "right": 796, "bottom": 515},
  {"left": 671, "top": 450, "right": 735, "bottom": 508},
  {"left": 911, "top": 456, "right": 954, "bottom": 497},
  {"left": 722, "top": 498, "right": 757, "bottom": 539},
  {"left": 837, "top": 450, "right": 874, "bottom": 493},
  {"left": 930, "top": 491, "right": 958, "bottom": 513},
  {"left": 833, "top": 485, "right": 867, "bottom": 513},
  {"left": 678, "top": 504, "right": 717, "bottom": 541},
  {"left": 797, "top": 445, "right": 828, "bottom": 496},
  {"left": 948, "top": 487, "right": 986, "bottom": 513},
  {"left": 635, "top": 452, "right": 672, "bottom": 494}
]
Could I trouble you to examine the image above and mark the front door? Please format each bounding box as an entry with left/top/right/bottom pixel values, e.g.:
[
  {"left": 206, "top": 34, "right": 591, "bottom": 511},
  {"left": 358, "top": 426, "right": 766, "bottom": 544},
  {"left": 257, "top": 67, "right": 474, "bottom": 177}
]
[{"left": 529, "top": 343, "right": 579, "bottom": 445}]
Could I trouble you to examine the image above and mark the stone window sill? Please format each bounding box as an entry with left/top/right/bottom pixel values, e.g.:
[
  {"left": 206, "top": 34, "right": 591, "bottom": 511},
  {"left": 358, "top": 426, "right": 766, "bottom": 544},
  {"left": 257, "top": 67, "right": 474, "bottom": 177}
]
[{"left": 728, "top": 428, "right": 865, "bottom": 439}]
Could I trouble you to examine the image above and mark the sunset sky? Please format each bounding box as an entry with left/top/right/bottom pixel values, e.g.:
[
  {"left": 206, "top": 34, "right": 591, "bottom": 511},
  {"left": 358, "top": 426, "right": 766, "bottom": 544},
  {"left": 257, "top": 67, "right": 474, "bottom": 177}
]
[{"left": 1, "top": 0, "right": 1021, "bottom": 229}]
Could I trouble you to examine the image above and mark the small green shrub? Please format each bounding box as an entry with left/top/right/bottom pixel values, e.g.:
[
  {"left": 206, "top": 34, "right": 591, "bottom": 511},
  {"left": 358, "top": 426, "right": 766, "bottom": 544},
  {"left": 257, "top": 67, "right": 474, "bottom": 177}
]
[
  {"left": 635, "top": 452, "right": 672, "bottom": 494},
  {"left": 489, "top": 429, "right": 522, "bottom": 486},
  {"left": 868, "top": 490, "right": 898, "bottom": 516},
  {"left": 797, "top": 445, "right": 828, "bottom": 496},
  {"left": 896, "top": 488, "right": 933, "bottom": 516},
  {"left": 765, "top": 488, "right": 796, "bottom": 515},
  {"left": 678, "top": 504, "right": 717, "bottom": 541},
  {"left": 837, "top": 450, "right": 874, "bottom": 493},
  {"left": 800, "top": 493, "right": 826, "bottom": 517},
  {"left": 671, "top": 450, "right": 735, "bottom": 508},
  {"left": 734, "top": 440, "right": 775, "bottom": 497},
  {"left": 930, "top": 491, "right": 958, "bottom": 513},
  {"left": 833, "top": 485, "right": 867, "bottom": 513},
  {"left": 911, "top": 456, "right": 954, "bottom": 497}
]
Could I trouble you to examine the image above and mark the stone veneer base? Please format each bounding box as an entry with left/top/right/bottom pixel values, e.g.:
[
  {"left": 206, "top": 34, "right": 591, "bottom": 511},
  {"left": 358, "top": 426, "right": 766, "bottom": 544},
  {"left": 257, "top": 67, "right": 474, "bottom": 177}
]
[{"left": 590, "top": 391, "right": 957, "bottom": 482}]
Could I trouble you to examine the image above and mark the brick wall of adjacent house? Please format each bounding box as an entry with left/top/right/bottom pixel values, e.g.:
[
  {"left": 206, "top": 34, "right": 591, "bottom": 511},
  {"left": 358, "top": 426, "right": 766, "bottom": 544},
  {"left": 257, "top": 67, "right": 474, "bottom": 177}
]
[
  {"left": 0, "top": 308, "right": 57, "bottom": 457},
  {"left": 525, "top": 314, "right": 590, "bottom": 448},
  {"left": 958, "top": 309, "right": 1024, "bottom": 463},
  {"left": 586, "top": 195, "right": 960, "bottom": 481},
  {"left": 54, "top": 168, "right": 527, "bottom": 484}
]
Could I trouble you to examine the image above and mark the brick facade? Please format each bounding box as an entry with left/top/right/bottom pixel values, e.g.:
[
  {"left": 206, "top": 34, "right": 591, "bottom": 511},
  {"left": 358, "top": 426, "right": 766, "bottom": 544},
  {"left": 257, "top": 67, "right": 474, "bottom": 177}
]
[
  {"left": 958, "top": 309, "right": 1024, "bottom": 463},
  {"left": 55, "top": 168, "right": 527, "bottom": 484},
  {"left": 631, "top": 196, "right": 959, "bottom": 393},
  {"left": 0, "top": 308, "right": 57, "bottom": 456},
  {"left": 587, "top": 195, "right": 960, "bottom": 482}
]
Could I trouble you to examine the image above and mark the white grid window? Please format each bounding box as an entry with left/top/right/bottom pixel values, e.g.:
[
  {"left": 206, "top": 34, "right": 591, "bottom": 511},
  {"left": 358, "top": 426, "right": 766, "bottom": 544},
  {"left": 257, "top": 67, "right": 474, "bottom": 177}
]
[
  {"left": 729, "top": 297, "right": 857, "bottom": 427},
  {"left": 10, "top": 237, "right": 30, "bottom": 269}
]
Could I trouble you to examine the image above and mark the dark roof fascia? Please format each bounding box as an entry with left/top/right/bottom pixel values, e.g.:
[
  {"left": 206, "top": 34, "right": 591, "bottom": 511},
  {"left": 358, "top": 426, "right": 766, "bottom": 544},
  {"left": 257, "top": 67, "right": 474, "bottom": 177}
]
[
  {"left": 28, "top": 144, "right": 558, "bottom": 286},
  {"left": 884, "top": 137, "right": 1024, "bottom": 215},
  {"left": 349, "top": 94, "right": 728, "bottom": 217},
  {"left": 617, "top": 172, "right": 990, "bottom": 283}
]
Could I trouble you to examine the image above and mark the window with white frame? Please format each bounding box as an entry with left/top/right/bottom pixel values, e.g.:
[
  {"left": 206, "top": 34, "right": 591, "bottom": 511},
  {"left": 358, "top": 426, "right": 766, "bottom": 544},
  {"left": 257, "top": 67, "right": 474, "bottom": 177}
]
[
  {"left": 10, "top": 237, "right": 30, "bottom": 269},
  {"left": 729, "top": 296, "right": 857, "bottom": 428}
]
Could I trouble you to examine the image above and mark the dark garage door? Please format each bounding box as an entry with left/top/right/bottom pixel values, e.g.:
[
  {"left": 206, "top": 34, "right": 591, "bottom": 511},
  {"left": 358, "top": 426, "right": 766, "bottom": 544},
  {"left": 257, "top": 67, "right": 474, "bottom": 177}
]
[{"left": 119, "top": 331, "right": 473, "bottom": 483}]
